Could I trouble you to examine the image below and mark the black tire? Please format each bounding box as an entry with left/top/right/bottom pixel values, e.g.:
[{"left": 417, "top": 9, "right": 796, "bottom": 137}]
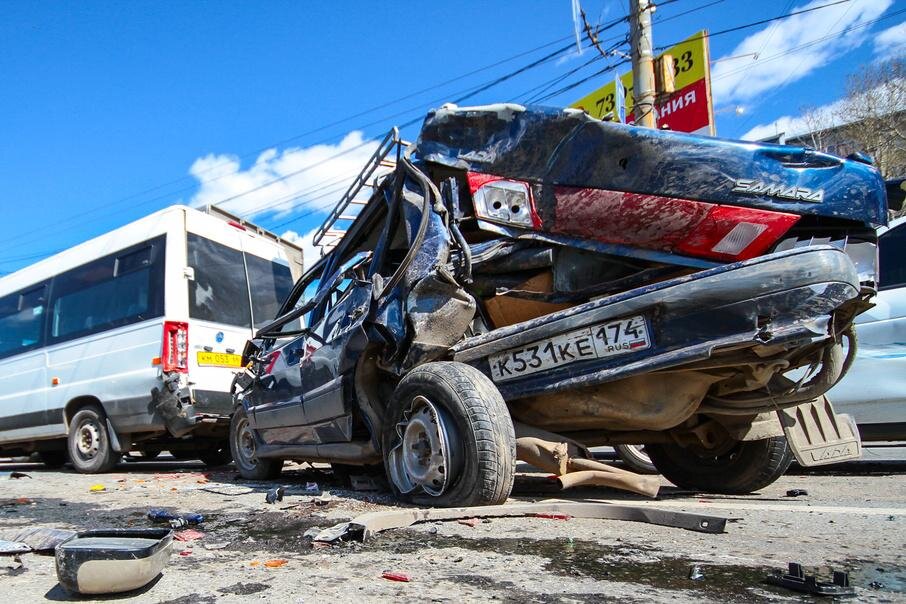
[
  {"left": 67, "top": 406, "right": 118, "bottom": 474},
  {"left": 199, "top": 445, "right": 233, "bottom": 467},
  {"left": 614, "top": 444, "right": 659, "bottom": 475},
  {"left": 383, "top": 362, "right": 516, "bottom": 507},
  {"left": 646, "top": 436, "right": 794, "bottom": 494},
  {"left": 38, "top": 450, "right": 68, "bottom": 468},
  {"left": 230, "top": 408, "right": 282, "bottom": 480}
]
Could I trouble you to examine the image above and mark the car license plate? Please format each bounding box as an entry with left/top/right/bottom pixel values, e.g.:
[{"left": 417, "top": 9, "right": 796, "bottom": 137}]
[
  {"left": 488, "top": 315, "right": 651, "bottom": 382},
  {"left": 196, "top": 352, "right": 242, "bottom": 368}
]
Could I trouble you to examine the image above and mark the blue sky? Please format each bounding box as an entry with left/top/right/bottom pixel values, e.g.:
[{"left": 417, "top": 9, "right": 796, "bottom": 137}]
[{"left": 1, "top": 0, "right": 903, "bottom": 274}]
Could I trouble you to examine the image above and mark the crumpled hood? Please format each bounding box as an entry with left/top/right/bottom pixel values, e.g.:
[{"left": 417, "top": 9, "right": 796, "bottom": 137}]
[{"left": 414, "top": 104, "right": 887, "bottom": 227}]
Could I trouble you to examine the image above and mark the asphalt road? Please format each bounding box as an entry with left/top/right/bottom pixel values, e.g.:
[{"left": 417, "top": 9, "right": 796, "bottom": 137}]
[{"left": 1, "top": 451, "right": 905, "bottom": 602}]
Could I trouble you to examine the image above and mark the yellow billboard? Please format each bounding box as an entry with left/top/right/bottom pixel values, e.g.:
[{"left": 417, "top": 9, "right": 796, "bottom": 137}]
[{"left": 571, "top": 31, "right": 713, "bottom": 134}]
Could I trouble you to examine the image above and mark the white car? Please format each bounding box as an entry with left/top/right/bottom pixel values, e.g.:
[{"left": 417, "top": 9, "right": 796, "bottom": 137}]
[{"left": 829, "top": 216, "right": 906, "bottom": 442}]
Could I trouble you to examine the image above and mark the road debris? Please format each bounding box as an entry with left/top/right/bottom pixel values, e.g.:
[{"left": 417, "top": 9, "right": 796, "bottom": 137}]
[
  {"left": 0, "top": 497, "right": 34, "bottom": 506},
  {"left": 765, "top": 562, "right": 855, "bottom": 596},
  {"left": 173, "top": 529, "right": 205, "bottom": 542},
  {"left": 264, "top": 559, "right": 288, "bottom": 568},
  {"left": 265, "top": 486, "right": 285, "bottom": 504},
  {"left": 148, "top": 509, "right": 205, "bottom": 527},
  {"left": 311, "top": 501, "right": 728, "bottom": 543},
  {"left": 532, "top": 513, "right": 572, "bottom": 521},
  {"left": 457, "top": 518, "right": 480, "bottom": 528},
  {"left": 88, "top": 484, "right": 106, "bottom": 493},
  {"left": 689, "top": 565, "right": 704, "bottom": 580},
  {"left": 517, "top": 436, "right": 660, "bottom": 497},
  {"left": 0, "top": 528, "right": 76, "bottom": 552},
  {"left": 382, "top": 571, "right": 411, "bottom": 582},
  {"left": 54, "top": 528, "right": 173, "bottom": 595},
  {"left": 0, "top": 540, "right": 30, "bottom": 555},
  {"left": 0, "top": 471, "right": 30, "bottom": 480},
  {"left": 3, "top": 554, "right": 24, "bottom": 568},
  {"left": 785, "top": 489, "right": 809, "bottom": 497}
]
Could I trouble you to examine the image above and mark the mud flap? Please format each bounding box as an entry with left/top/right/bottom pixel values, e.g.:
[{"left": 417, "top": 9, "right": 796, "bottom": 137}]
[{"left": 778, "top": 396, "right": 861, "bottom": 467}]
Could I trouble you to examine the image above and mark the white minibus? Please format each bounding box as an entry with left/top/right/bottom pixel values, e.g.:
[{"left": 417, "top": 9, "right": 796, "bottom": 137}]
[{"left": 0, "top": 205, "right": 302, "bottom": 472}]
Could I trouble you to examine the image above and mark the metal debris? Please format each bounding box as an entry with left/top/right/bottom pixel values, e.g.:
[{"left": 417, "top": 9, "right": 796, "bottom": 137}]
[
  {"left": 766, "top": 562, "right": 855, "bottom": 596},
  {"left": 311, "top": 500, "right": 728, "bottom": 543}
]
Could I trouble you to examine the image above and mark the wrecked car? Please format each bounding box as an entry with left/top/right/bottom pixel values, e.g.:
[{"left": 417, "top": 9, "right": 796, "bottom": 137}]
[{"left": 231, "top": 104, "right": 887, "bottom": 506}]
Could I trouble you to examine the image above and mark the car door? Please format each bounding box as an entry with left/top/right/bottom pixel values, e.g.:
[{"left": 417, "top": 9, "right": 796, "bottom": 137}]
[
  {"left": 248, "top": 271, "right": 320, "bottom": 445},
  {"left": 296, "top": 253, "right": 373, "bottom": 443}
]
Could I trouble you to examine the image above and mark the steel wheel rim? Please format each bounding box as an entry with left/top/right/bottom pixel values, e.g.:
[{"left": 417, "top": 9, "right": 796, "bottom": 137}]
[
  {"left": 237, "top": 417, "right": 258, "bottom": 468},
  {"left": 388, "top": 396, "right": 462, "bottom": 497},
  {"left": 75, "top": 420, "right": 101, "bottom": 459}
]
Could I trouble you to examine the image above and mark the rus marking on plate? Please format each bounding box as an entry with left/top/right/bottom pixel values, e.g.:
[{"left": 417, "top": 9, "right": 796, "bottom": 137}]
[{"left": 489, "top": 315, "right": 651, "bottom": 382}]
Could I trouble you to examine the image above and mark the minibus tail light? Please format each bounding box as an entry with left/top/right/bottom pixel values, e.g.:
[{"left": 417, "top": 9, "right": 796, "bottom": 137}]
[{"left": 162, "top": 321, "right": 189, "bottom": 373}]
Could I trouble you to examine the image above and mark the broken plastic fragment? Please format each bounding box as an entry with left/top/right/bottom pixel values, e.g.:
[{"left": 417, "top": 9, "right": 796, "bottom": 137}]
[
  {"left": 382, "top": 571, "right": 411, "bottom": 582},
  {"left": 785, "top": 489, "right": 808, "bottom": 498},
  {"left": 89, "top": 484, "right": 106, "bottom": 493},
  {"left": 264, "top": 559, "right": 288, "bottom": 568},
  {"left": 265, "top": 486, "right": 285, "bottom": 504},
  {"left": 532, "top": 513, "right": 572, "bottom": 521},
  {"left": 0, "top": 540, "right": 30, "bottom": 555},
  {"left": 174, "top": 529, "right": 204, "bottom": 542}
]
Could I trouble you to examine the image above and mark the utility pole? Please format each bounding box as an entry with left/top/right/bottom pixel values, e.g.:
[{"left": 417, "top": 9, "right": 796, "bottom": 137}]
[{"left": 628, "top": 0, "right": 657, "bottom": 128}]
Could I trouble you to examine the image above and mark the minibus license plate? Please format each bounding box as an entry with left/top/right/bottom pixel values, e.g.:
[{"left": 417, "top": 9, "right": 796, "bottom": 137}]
[{"left": 197, "top": 352, "right": 242, "bottom": 368}]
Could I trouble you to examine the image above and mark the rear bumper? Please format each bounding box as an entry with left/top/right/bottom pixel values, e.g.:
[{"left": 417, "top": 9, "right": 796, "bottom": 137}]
[{"left": 453, "top": 246, "right": 860, "bottom": 400}]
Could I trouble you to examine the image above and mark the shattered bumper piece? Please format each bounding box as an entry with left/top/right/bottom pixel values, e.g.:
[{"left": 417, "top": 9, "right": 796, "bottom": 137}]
[{"left": 55, "top": 528, "right": 173, "bottom": 595}]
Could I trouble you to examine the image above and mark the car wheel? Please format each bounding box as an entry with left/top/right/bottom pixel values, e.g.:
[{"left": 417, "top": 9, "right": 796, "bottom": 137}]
[
  {"left": 646, "top": 435, "right": 794, "bottom": 494},
  {"left": 614, "top": 444, "right": 659, "bottom": 474},
  {"left": 67, "top": 406, "right": 118, "bottom": 474},
  {"left": 199, "top": 445, "right": 233, "bottom": 467},
  {"left": 383, "top": 362, "right": 516, "bottom": 507},
  {"left": 230, "top": 408, "right": 282, "bottom": 479},
  {"left": 38, "top": 450, "right": 68, "bottom": 468}
]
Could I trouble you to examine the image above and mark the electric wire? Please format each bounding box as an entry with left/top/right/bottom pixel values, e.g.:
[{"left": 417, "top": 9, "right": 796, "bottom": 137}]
[{"left": 654, "top": 0, "right": 853, "bottom": 49}]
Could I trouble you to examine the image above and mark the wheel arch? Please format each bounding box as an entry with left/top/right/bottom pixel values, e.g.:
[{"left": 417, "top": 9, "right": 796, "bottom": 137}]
[{"left": 63, "top": 395, "right": 105, "bottom": 429}]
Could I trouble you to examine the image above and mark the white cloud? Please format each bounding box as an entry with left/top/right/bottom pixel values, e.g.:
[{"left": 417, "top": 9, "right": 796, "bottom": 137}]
[
  {"left": 741, "top": 97, "right": 845, "bottom": 140},
  {"left": 740, "top": 75, "right": 905, "bottom": 140},
  {"left": 188, "top": 131, "right": 385, "bottom": 219},
  {"left": 711, "top": 0, "right": 892, "bottom": 104},
  {"left": 280, "top": 228, "right": 321, "bottom": 270},
  {"left": 874, "top": 21, "right": 906, "bottom": 57}
]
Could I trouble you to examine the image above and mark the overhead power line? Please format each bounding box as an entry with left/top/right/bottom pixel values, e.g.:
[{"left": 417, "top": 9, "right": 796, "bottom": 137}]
[{"left": 655, "top": 0, "right": 853, "bottom": 49}]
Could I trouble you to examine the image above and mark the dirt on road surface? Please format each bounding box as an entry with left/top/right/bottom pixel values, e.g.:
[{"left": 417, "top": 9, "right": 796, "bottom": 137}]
[{"left": 1, "top": 455, "right": 905, "bottom": 603}]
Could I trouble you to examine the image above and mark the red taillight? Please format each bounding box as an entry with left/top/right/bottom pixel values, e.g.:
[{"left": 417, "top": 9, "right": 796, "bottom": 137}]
[
  {"left": 227, "top": 220, "right": 247, "bottom": 231},
  {"left": 162, "top": 321, "right": 189, "bottom": 373},
  {"left": 551, "top": 186, "right": 799, "bottom": 262},
  {"left": 466, "top": 172, "right": 541, "bottom": 229}
]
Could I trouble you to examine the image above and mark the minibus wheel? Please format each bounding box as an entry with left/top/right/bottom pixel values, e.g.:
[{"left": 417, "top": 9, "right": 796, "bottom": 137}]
[{"left": 67, "top": 405, "right": 118, "bottom": 473}]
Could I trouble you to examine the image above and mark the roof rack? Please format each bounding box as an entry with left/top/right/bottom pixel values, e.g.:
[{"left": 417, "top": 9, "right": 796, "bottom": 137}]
[{"left": 312, "top": 127, "right": 408, "bottom": 251}]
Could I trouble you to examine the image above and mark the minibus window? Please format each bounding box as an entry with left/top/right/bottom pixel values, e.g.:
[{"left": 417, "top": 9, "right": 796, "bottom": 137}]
[
  {"left": 0, "top": 285, "right": 46, "bottom": 358},
  {"left": 246, "top": 255, "right": 294, "bottom": 328},
  {"left": 187, "top": 234, "right": 252, "bottom": 328}
]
